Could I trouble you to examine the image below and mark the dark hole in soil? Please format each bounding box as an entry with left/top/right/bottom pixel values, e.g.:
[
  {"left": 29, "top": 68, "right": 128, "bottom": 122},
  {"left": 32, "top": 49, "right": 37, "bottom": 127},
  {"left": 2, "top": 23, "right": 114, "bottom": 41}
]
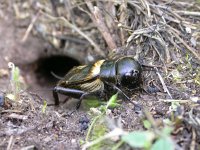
[{"left": 35, "top": 55, "right": 80, "bottom": 86}]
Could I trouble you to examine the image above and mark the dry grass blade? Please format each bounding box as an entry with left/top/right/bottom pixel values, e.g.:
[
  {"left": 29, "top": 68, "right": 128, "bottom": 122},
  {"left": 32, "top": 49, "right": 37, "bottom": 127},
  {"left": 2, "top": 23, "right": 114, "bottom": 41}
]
[
  {"left": 175, "top": 11, "right": 200, "bottom": 17},
  {"left": 40, "top": 11, "right": 105, "bottom": 57},
  {"left": 24, "top": 0, "right": 200, "bottom": 64},
  {"left": 86, "top": 3, "right": 117, "bottom": 50},
  {"left": 22, "top": 11, "right": 41, "bottom": 42},
  {"left": 6, "top": 136, "right": 14, "bottom": 150},
  {"left": 124, "top": 0, "right": 200, "bottom": 64},
  {"left": 190, "top": 128, "right": 196, "bottom": 150},
  {"left": 167, "top": 25, "right": 200, "bottom": 62},
  {"left": 93, "top": 6, "right": 117, "bottom": 50},
  {"left": 156, "top": 68, "right": 172, "bottom": 98},
  {"left": 7, "top": 113, "right": 28, "bottom": 120}
]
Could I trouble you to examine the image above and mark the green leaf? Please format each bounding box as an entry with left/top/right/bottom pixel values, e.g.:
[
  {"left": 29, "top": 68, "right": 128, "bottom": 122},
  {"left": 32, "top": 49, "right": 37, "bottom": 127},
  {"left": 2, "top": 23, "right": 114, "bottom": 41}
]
[
  {"left": 42, "top": 100, "right": 47, "bottom": 113},
  {"left": 107, "top": 102, "right": 120, "bottom": 108},
  {"left": 79, "top": 139, "right": 85, "bottom": 145},
  {"left": 106, "top": 93, "right": 118, "bottom": 109},
  {"left": 161, "top": 126, "right": 173, "bottom": 136},
  {"left": 83, "top": 98, "right": 100, "bottom": 108},
  {"left": 12, "top": 66, "right": 21, "bottom": 93},
  {"left": 99, "top": 105, "right": 106, "bottom": 112},
  {"left": 151, "top": 137, "right": 174, "bottom": 150},
  {"left": 171, "top": 102, "right": 180, "bottom": 110},
  {"left": 13, "top": 67, "right": 20, "bottom": 81},
  {"left": 122, "top": 131, "right": 154, "bottom": 148},
  {"left": 143, "top": 120, "right": 152, "bottom": 129}
]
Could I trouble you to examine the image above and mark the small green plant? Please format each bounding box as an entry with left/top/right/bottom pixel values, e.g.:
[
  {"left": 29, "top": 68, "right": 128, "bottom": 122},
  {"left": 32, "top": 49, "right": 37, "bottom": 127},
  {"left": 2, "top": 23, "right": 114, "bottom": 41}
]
[
  {"left": 6, "top": 62, "right": 22, "bottom": 101},
  {"left": 185, "top": 54, "right": 193, "bottom": 71},
  {"left": 83, "top": 93, "right": 120, "bottom": 110},
  {"left": 194, "top": 71, "right": 200, "bottom": 85},
  {"left": 42, "top": 100, "right": 47, "bottom": 113},
  {"left": 105, "top": 93, "right": 119, "bottom": 109},
  {"left": 83, "top": 97, "right": 101, "bottom": 109},
  {"left": 122, "top": 123, "right": 174, "bottom": 150},
  {"left": 83, "top": 94, "right": 176, "bottom": 150},
  {"left": 83, "top": 93, "right": 120, "bottom": 149},
  {"left": 170, "top": 69, "right": 182, "bottom": 82},
  {"left": 122, "top": 130, "right": 154, "bottom": 149}
]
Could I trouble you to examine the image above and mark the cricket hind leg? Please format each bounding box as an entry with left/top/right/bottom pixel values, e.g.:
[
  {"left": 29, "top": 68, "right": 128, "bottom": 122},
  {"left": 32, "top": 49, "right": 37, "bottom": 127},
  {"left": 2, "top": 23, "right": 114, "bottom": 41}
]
[
  {"left": 53, "top": 86, "right": 100, "bottom": 115},
  {"left": 53, "top": 88, "right": 60, "bottom": 105},
  {"left": 53, "top": 86, "right": 85, "bottom": 105}
]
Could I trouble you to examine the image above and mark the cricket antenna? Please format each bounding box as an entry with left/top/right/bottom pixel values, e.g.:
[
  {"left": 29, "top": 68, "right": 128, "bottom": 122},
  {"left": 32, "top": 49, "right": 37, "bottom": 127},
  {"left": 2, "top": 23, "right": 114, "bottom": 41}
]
[{"left": 51, "top": 71, "right": 64, "bottom": 80}]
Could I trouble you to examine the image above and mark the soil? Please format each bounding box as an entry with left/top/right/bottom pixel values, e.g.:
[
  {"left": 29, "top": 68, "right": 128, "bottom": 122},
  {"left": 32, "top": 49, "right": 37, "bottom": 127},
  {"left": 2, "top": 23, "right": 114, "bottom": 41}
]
[
  {"left": 0, "top": 2, "right": 200, "bottom": 150},
  {"left": 0, "top": 6, "right": 89, "bottom": 150}
]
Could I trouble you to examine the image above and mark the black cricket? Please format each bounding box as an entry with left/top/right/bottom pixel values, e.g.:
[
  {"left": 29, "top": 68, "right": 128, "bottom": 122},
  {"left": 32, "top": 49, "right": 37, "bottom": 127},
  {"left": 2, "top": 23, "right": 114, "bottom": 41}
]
[{"left": 53, "top": 56, "right": 142, "bottom": 109}]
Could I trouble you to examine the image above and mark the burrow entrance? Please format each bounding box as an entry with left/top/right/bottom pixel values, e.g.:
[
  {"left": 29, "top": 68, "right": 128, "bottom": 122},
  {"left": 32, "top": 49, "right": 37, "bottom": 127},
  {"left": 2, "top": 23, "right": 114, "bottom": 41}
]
[
  {"left": 34, "top": 55, "right": 80, "bottom": 86},
  {"left": 23, "top": 55, "right": 80, "bottom": 101}
]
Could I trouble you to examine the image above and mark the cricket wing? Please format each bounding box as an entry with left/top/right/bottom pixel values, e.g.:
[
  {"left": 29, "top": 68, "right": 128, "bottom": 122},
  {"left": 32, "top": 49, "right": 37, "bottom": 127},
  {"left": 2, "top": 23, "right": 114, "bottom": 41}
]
[{"left": 58, "top": 60, "right": 105, "bottom": 86}]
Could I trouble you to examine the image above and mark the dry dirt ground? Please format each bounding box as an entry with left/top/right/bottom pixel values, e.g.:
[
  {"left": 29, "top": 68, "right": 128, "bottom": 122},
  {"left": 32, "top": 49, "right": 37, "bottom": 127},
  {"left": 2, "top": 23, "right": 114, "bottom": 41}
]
[
  {"left": 0, "top": 1, "right": 200, "bottom": 150},
  {"left": 0, "top": 5, "right": 89, "bottom": 150}
]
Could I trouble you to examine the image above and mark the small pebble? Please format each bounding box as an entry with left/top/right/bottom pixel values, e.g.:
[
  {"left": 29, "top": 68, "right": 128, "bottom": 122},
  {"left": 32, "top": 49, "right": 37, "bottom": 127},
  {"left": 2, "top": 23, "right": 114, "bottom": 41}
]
[
  {"left": 79, "top": 116, "right": 90, "bottom": 131},
  {"left": 133, "top": 104, "right": 142, "bottom": 114},
  {"left": 80, "top": 122, "right": 88, "bottom": 131},
  {"left": 79, "top": 116, "right": 89, "bottom": 124},
  {"left": 147, "top": 85, "right": 159, "bottom": 93},
  {"left": 71, "top": 139, "right": 76, "bottom": 144},
  {"left": 0, "top": 94, "right": 4, "bottom": 106}
]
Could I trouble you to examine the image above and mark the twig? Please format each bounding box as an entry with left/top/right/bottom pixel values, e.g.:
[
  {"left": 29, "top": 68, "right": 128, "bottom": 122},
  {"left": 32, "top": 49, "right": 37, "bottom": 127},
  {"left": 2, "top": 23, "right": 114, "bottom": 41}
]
[
  {"left": 46, "top": 34, "right": 89, "bottom": 45},
  {"left": 6, "top": 136, "right": 14, "bottom": 150},
  {"left": 128, "top": 24, "right": 165, "bottom": 36},
  {"left": 175, "top": 11, "right": 200, "bottom": 17},
  {"left": 159, "top": 97, "right": 200, "bottom": 104},
  {"left": 85, "top": 114, "right": 102, "bottom": 142},
  {"left": 149, "top": 4, "right": 183, "bottom": 21},
  {"left": 86, "top": 4, "right": 117, "bottom": 50},
  {"left": 140, "top": 0, "right": 151, "bottom": 17},
  {"left": 167, "top": 25, "right": 200, "bottom": 62},
  {"left": 155, "top": 68, "right": 172, "bottom": 99},
  {"left": 172, "top": 32, "right": 200, "bottom": 63},
  {"left": 119, "top": 1, "right": 128, "bottom": 45},
  {"left": 159, "top": 99, "right": 190, "bottom": 103},
  {"left": 22, "top": 11, "right": 41, "bottom": 42},
  {"left": 21, "top": 145, "right": 36, "bottom": 150},
  {"left": 7, "top": 113, "right": 28, "bottom": 120},
  {"left": 4, "top": 124, "right": 41, "bottom": 136},
  {"left": 148, "top": 34, "right": 170, "bottom": 63},
  {"left": 190, "top": 128, "right": 196, "bottom": 150},
  {"left": 166, "top": 1, "right": 195, "bottom": 8},
  {"left": 1, "top": 109, "right": 22, "bottom": 113}
]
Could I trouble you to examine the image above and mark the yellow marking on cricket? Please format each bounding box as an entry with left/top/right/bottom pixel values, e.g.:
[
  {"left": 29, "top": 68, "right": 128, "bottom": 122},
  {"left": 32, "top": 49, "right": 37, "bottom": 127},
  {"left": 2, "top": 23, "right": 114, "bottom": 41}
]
[{"left": 87, "top": 60, "right": 105, "bottom": 77}]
